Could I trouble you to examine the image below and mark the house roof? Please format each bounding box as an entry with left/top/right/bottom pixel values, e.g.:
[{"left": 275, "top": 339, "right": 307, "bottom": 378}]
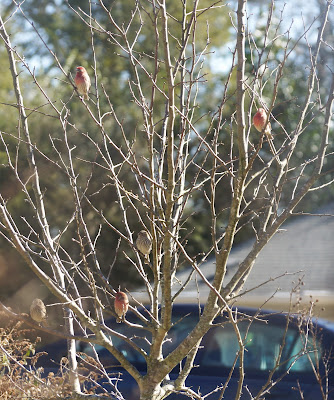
[{"left": 172, "top": 203, "right": 334, "bottom": 308}]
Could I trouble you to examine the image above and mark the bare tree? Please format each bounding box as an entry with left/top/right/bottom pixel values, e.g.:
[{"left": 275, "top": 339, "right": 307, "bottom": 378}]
[{"left": 0, "top": 0, "right": 333, "bottom": 399}]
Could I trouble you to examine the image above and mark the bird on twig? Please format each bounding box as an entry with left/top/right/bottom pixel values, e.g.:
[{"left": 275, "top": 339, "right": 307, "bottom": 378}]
[
  {"left": 253, "top": 108, "right": 273, "bottom": 139},
  {"left": 74, "top": 66, "right": 91, "bottom": 100},
  {"left": 136, "top": 230, "right": 152, "bottom": 263},
  {"left": 30, "top": 298, "right": 47, "bottom": 326},
  {"left": 114, "top": 291, "right": 129, "bottom": 323}
]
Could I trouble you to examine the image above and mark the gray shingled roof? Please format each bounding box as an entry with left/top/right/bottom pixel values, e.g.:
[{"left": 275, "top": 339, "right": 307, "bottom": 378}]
[{"left": 172, "top": 204, "right": 334, "bottom": 310}]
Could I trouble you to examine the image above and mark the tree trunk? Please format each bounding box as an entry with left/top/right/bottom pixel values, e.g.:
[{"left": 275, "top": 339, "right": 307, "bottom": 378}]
[
  {"left": 139, "top": 386, "right": 163, "bottom": 400},
  {"left": 139, "top": 376, "right": 172, "bottom": 400},
  {"left": 64, "top": 307, "right": 81, "bottom": 394}
]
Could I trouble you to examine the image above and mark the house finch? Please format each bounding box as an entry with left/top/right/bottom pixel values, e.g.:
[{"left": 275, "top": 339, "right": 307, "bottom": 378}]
[
  {"left": 253, "top": 108, "right": 273, "bottom": 139},
  {"left": 114, "top": 291, "right": 129, "bottom": 323},
  {"left": 136, "top": 230, "right": 152, "bottom": 262},
  {"left": 74, "top": 66, "right": 91, "bottom": 100},
  {"left": 30, "top": 298, "right": 47, "bottom": 325}
]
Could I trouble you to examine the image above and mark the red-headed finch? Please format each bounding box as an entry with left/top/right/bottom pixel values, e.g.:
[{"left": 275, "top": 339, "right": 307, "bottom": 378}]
[
  {"left": 74, "top": 66, "right": 91, "bottom": 100},
  {"left": 136, "top": 230, "right": 152, "bottom": 261},
  {"left": 253, "top": 108, "right": 273, "bottom": 139},
  {"left": 114, "top": 291, "right": 129, "bottom": 323},
  {"left": 30, "top": 298, "right": 47, "bottom": 325}
]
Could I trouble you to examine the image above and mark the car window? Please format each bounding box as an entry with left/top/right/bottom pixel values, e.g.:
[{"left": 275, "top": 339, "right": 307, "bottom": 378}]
[
  {"left": 200, "top": 320, "right": 322, "bottom": 373},
  {"left": 78, "top": 324, "right": 152, "bottom": 365},
  {"left": 77, "top": 311, "right": 322, "bottom": 374},
  {"left": 78, "top": 312, "right": 199, "bottom": 365},
  {"left": 287, "top": 331, "right": 322, "bottom": 372},
  {"left": 163, "top": 315, "right": 199, "bottom": 355}
]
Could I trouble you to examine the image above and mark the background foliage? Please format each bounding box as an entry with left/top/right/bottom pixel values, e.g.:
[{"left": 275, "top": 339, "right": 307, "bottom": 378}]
[{"left": 0, "top": 0, "right": 333, "bottom": 310}]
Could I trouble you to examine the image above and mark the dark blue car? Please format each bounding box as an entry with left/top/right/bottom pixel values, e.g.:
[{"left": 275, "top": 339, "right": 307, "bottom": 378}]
[{"left": 38, "top": 305, "right": 334, "bottom": 399}]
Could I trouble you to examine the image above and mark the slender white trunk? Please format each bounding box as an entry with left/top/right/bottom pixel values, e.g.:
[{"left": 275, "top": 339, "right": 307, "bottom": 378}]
[{"left": 65, "top": 307, "right": 81, "bottom": 393}]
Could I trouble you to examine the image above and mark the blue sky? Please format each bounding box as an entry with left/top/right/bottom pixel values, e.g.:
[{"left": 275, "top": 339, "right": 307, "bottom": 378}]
[{"left": 211, "top": 0, "right": 320, "bottom": 74}]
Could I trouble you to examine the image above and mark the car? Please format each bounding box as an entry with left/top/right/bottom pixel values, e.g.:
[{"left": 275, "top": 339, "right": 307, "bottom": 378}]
[{"left": 37, "top": 304, "right": 334, "bottom": 399}]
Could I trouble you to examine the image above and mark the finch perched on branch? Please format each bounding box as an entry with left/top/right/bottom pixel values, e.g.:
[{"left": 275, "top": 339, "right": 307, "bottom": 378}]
[
  {"left": 74, "top": 66, "right": 91, "bottom": 100},
  {"left": 253, "top": 108, "right": 273, "bottom": 139},
  {"left": 136, "top": 230, "right": 152, "bottom": 262},
  {"left": 114, "top": 291, "right": 129, "bottom": 323},
  {"left": 30, "top": 298, "right": 47, "bottom": 325}
]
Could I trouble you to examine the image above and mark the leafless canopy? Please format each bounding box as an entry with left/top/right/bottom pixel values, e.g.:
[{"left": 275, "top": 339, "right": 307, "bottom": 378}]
[{"left": 0, "top": 0, "right": 333, "bottom": 399}]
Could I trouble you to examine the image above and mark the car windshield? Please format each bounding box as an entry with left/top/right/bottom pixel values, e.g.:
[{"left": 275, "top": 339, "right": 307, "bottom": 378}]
[
  {"left": 77, "top": 312, "right": 199, "bottom": 366},
  {"left": 77, "top": 311, "right": 322, "bottom": 374},
  {"left": 199, "top": 319, "right": 322, "bottom": 373}
]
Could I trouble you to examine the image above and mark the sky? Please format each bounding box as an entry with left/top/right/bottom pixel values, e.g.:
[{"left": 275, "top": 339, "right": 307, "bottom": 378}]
[{"left": 211, "top": 0, "right": 321, "bottom": 74}]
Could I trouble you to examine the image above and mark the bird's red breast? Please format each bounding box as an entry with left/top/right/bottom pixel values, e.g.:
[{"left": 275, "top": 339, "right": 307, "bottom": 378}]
[
  {"left": 253, "top": 108, "right": 267, "bottom": 132},
  {"left": 114, "top": 291, "right": 129, "bottom": 318},
  {"left": 74, "top": 66, "right": 91, "bottom": 99}
]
